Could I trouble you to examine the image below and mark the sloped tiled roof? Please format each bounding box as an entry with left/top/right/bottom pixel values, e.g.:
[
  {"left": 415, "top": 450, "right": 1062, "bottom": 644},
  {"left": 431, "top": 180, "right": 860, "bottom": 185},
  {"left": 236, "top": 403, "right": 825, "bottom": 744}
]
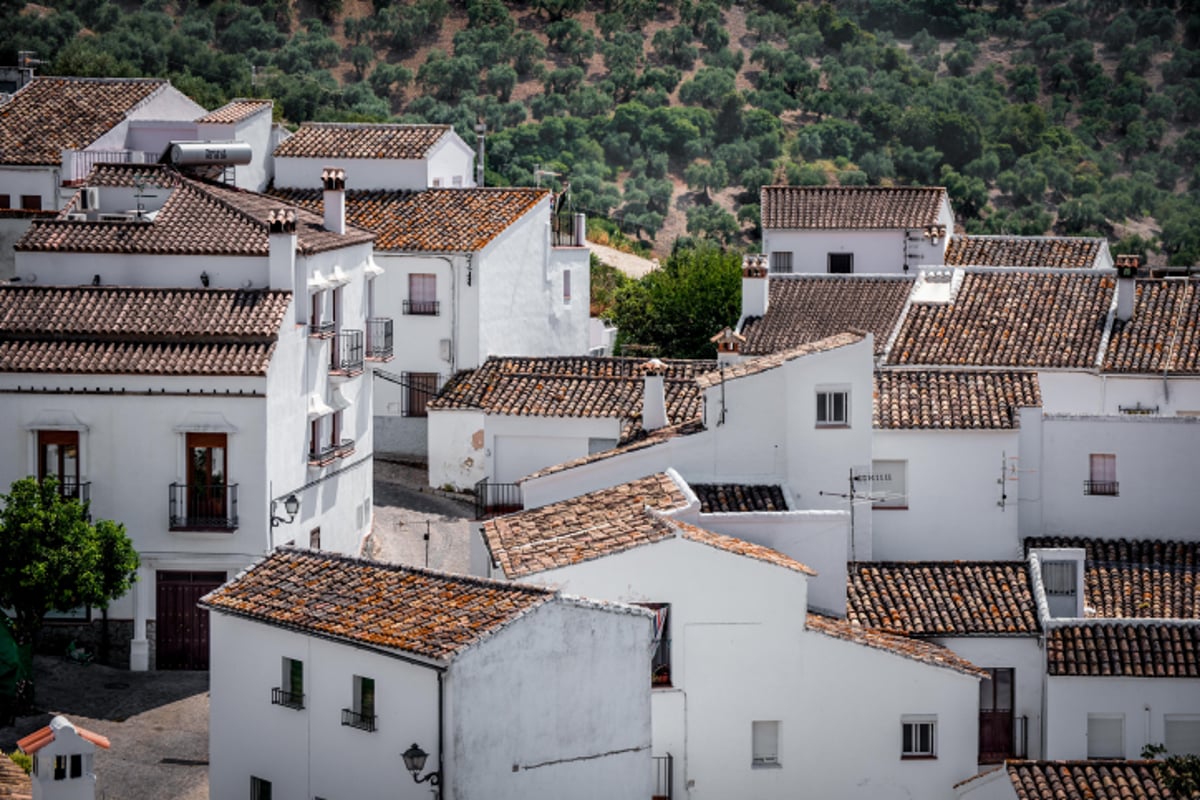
[
  {"left": 1103, "top": 279, "right": 1200, "bottom": 375},
  {"left": 846, "top": 562, "right": 1040, "bottom": 636},
  {"left": 521, "top": 419, "right": 707, "bottom": 482},
  {"left": 195, "top": 98, "right": 272, "bottom": 125},
  {"left": 671, "top": 518, "right": 815, "bottom": 575},
  {"left": 1025, "top": 537, "right": 1199, "bottom": 619},
  {"left": 266, "top": 187, "right": 545, "bottom": 252},
  {"left": 1007, "top": 761, "right": 1172, "bottom": 800},
  {"left": 806, "top": 613, "right": 987, "bottom": 677},
  {"left": 0, "top": 752, "right": 31, "bottom": 799},
  {"left": 1046, "top": 623, "right": 1200, "bottom": 677},
  {"left": 200, "top": 548, "right": 555, "bottom": 662},
  {"left": 273, "top": 122, "right": 451, "bottom": 159},
  {"left": 740, "top": 275, "right": 913, "bottom": 357},
  {"left": 888, "top": 270, "right": 1114, "bottom": 368},
  {"left": 691, "top": 483, "right": 788, "bottom": 513},
  {"left": 945, "top": 235, "right": 1106, "bottom": 269},
  {"left": 873, "top": 370, "right": 1042, "bottom": 429},
  {"left": 0, "top": 77, "right": 165, "bottom": 165},
  {"left": 16, "top": 164, "right": 372, "bottom": 256},
  {"left": 761, "top": 185, "right": 947, "bottom": 229},
  {"left": 16, "top": 717, "right": 111, "bottom": 755},
  {"left": 696, "top": 332, "right": 864, "bottom": 389},
  {"left": 0, "top": 286, "right": 288, "bottom": 376}
]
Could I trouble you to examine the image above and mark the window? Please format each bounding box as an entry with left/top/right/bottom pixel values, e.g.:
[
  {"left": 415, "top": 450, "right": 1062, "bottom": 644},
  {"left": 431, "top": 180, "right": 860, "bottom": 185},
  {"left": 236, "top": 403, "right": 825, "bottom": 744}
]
[
  {"left": 816, "top": 390, "right": 849, "bottom": 427},
  {"left": 1085, "top": 453, "right": 1118, "bottom": 496},
  {"left": 70, "top": 754, "right": 82, "bottom": 779},
  {"left": 310, "top": 527, "right": 321, "bottom": 550},
  {"left": 828, "top": 253, "right": 853, "bottom": 274},
  {"left": 902, "top": 717, "right": 937, "bottom": 758},
  {"left": 563, "top": 269, "right": 572, "bottom": 303},
  {"left": 1166, "top": 716, "right": 1200, "bottom": 756},
  {"left": 251, "top": 776, "right": 272, "bottom": 800},
  {"left": 452, "top": 175, "right": 463, "bottom": 187},
  {"left": 432, "top": 177, "right": 442, "bottom": 188},
  {"left": 637, "top": 603, "right": 671, "bottom": 687},
  {"left": 402, "top": 372, "right": 439, "bottom": 417},
  {"left": 769, "top": 251, "right": 793, "bottom": 273},
  {"left": 20, "top": 194, "right": 41, "bottom": 211},
  {"left": 406, "top": 273, "right": 438, "bottom": 315},
  {"left": 343, "top": 675, "right": 377, "bottom": 731},
  {"left": 1042, "top": 561, "right": 1077, "bottom": 595},
  {"left": 273, "top": 657, "right": 304, "bottom": 709},
  {"left": 177, "top": 432, "right": 232, "bottom": 529},
  {"left": 1087, "top": 714, "right": 1124, "bottom": 758},
  {"left": 54, "top": 755, "right": 66, "bottom": 780},
  {"left": 38, "top": 430, "right": 82, "bottom": 499},
  {"left": 310, "top": 289, "right": 333, "bottom": 336},
  {"left": 0, "top": 194, "right": 9, "bottom": 209},
  {"left": 752, "top": 721, "right": 781, "bottom": 766}
]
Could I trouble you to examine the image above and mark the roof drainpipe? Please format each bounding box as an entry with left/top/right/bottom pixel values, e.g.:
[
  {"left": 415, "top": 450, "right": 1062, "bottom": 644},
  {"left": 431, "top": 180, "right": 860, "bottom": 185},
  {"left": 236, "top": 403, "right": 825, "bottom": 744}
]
[
  {"left": 321, "top": 167, "right": 346, "bottom": 235},
  {"left": 1114, "top": 253, "right": 1140, "bottom": 323},
  {"left": 642, "top": 358, "right": 668, "bottom": 432}
]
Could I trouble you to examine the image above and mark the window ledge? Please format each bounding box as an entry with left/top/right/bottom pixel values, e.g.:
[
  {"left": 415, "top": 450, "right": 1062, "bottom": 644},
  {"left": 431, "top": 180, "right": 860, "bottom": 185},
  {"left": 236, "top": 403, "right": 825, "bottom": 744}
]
[
  {"left": 815, "top": 424, "right": 851, "bottom": 429},
  {"left": 901, "top": 755, "right": 938, "bottom": 761},
  {"left": 751, "top": 762, "right": 782, "bottom": 770}
]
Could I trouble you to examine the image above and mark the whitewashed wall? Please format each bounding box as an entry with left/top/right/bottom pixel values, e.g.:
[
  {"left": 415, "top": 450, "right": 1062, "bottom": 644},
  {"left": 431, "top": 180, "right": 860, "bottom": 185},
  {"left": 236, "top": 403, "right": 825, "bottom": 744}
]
[
  {"left": 425, "top": 135, "right": 477, "bottom": 188},
  {"left": 872, "top": 429, "right": 1022, "bottom": 561},
  {"left": 448, "top": 600, "right": 652, "bottom": 800},
  {"left": 427, "top": 409, "right": 486, "bottom": 490},
  {"left": 15, "top": 247, "right": 264, "bottom": 288},
  {"left": 274, "top": 155, "right": 426, "bottom": 191},
  {"left": 208, "top": 613, "right": 441, "bottom": 800},
  {"left": 196, "top": 109, "right": 276, "bottom": 192},
  {"left": 0, "top": 166, "right": 56, "bottom": 211},
  {"left": 0, "top": 215, "right": 36, "bottom": 279},
  {"left": 1039, "top": 372, "right": 1200, "bottom": 417}
]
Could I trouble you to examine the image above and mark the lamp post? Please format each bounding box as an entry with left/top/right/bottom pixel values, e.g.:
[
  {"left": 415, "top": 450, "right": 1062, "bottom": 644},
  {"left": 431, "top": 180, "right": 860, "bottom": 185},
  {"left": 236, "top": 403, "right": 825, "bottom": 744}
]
[
  {"left": 402, "top": 743, "right": 441, "bottom": 786},
  {"left": 270, "top": 493, "right": 300, "bottom": 527}
]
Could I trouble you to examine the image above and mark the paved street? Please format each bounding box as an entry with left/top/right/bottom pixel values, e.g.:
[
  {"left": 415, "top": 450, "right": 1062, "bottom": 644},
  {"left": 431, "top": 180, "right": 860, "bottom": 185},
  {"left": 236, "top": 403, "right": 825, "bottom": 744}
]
[{"left": 365, "top": 457, "right": 474, "bottom": 574}]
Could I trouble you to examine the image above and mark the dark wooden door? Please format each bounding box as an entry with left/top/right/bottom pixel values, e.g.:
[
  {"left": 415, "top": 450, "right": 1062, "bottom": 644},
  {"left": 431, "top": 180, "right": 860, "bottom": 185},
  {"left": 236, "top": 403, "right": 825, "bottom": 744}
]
[
  {"left": 38, "top": 430, "right": 79, "bottom": 495},
  {"left": 979, "top": 667, "right": 1014, "bottom": 762},
  {"left": 156, "top": 571, "right": 225, "bottom": 669},
  {"left": 186, "top": 433, "right": 227, "bottom": 523}
]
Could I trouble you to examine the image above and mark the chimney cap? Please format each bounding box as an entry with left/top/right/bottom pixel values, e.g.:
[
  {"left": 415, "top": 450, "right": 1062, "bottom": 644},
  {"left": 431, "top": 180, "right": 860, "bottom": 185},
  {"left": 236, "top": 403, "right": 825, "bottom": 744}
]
[
  {"left": 321, "top": 167, "right": 346, "bottom": 191},
  {"left": 1115, "top": 253, "right": 1142, "bottom": 278},
  {"left": 642, "top": 358, "right": 668, "bottom": 376},
  {"left": 268, "top": 207, "right": 296, "bottom": 234},
  {"left": 709, "top": 326, "right": 746, "bottom": 344},
  {"left": 742, "top": 253, "right": 768, "bottom": 278}
]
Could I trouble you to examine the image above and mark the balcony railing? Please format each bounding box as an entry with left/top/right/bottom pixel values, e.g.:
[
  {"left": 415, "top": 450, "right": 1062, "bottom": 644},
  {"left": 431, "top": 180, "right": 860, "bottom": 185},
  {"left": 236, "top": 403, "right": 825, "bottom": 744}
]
[
  {"left": 403, "top": 299, "right": 440, "bottom": 316},
  {"left": 62, "top": 148, "right": 157, "bottom": 184},
  {"left": 1083, "top": 480, "right": 1119, "bottom": 496},
  {"left": 168, "top": 483, "right": 239, "bottom": 530},
  {"left": 271, "top": 687, "right": 304, "bottom": 710},
  {"left": 552, "top": 212, "right": 586, "bottom": 247},
  {"left": 366, "top": 317, "right": 393, "bottom": 361},
  {"left": 652, "top": 753, "right": 673, "bottom": 800},
  {"left": 341, "top": 708, "right": 377, "bottom": 732},
  {"left": 331, "top": 329, "right": 364, "bottom": 376},
  {"left": 309, "top": 319, "right": 335, "bottom": 338},
  {"left": 55, "top": 479, "right": 91, "bottom": 505},
  {"left": 474, "top": 476, "right": 523, "bottom": 520},
  {"left": 310, "top": 439, "right": 355, "bottom": 467}
]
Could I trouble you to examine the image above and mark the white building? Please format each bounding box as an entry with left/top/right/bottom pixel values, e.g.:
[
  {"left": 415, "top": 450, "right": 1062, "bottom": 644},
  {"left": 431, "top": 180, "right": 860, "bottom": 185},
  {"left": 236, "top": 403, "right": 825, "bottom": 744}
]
[
  {"left": 482, "top": 471, "right": 986, "bottom": 800},
  {"left": 16, "top": 715, "right": 110, "bottom": 800},
  {"left": 202, "top": 547, "right": 652, "bottom": 800},
  {"left": 0, "top": 162, "right": 380, "bottom": 670}
]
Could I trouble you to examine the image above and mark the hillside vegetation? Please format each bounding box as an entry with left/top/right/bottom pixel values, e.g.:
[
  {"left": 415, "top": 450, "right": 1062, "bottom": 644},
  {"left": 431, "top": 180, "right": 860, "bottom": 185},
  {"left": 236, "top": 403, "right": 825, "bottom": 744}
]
[{"left": 3, "top": 0, "right": 1199, "bottom": 261}]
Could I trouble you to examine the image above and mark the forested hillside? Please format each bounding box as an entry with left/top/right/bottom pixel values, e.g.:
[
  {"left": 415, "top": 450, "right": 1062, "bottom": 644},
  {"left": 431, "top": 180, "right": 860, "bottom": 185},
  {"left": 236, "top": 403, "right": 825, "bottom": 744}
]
[{"left": 3, "top": 0, "right": 1199, "bottom": 262}]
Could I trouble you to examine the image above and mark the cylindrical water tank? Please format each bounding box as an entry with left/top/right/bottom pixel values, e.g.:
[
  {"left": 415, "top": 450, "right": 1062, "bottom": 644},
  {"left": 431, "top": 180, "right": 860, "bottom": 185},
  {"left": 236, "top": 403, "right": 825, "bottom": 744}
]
[{"left": 169, "top": 141, "right": 253, "bottom": 166}]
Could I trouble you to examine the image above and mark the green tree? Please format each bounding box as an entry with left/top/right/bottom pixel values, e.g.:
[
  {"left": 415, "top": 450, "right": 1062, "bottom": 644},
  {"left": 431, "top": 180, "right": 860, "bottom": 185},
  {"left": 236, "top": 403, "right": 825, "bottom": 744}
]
[{"left": 0, "top": 477, "right": 138, "bottom": 713}]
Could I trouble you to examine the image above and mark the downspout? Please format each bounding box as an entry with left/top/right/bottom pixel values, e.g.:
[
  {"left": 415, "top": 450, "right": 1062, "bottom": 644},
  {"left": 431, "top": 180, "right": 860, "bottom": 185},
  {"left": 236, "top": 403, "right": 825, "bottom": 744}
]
[{"left": 438, "top": 670, "right": 446, "bottom": 798}]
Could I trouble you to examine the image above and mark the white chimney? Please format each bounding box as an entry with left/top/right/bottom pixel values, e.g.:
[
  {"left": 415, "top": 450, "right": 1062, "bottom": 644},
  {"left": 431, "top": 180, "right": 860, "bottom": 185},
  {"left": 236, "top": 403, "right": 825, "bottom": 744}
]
[
  {"left": 1114, "top": 254, "right": 1140, "bottom": 323},
  {"left": 641, "top": 359, "right": 668, "bottom": 432},
  {"left": 268, "top": 208, "right": 297, "bottom": 290},
  {"left": 742, "top": 254, "right": 769, "bottom": 319},
  {"left": 710, "top": 326, "right": 746, "bottom": 366},
  {"left": 322, "top": 167, "right": 346, "bottom": 235}
]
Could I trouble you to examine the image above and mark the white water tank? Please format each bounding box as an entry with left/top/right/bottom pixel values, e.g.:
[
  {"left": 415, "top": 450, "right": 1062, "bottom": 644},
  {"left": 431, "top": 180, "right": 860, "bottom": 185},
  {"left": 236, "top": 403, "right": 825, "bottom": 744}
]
[{"left": 169, "top": 141, "right": 253, "bottom": 166}]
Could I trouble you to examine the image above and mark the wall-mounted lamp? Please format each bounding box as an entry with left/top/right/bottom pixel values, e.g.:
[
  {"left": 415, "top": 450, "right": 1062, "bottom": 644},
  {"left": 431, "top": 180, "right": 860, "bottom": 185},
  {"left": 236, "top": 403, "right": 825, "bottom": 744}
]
[
  {"left": 270, "top": 494, "right": 300, "bottom": 527},
  {"left": 402, "top": 743, "right": 441, "bottom": 786},
  {"left": 200, "top": 271, "right": 210, "bottom": 287}
]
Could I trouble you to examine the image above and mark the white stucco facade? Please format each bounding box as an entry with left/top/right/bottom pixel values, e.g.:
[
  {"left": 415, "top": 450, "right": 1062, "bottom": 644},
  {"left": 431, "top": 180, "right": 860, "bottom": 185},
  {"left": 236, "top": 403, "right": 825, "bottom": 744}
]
[{"left": 273, "top": 131, "right": 475, "bottom": 191}]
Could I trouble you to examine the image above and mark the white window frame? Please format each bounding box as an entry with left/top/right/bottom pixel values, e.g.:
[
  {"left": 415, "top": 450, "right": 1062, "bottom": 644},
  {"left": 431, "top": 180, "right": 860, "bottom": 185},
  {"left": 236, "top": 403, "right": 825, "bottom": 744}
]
[
  {"left": 901, "top": 716, "right": 937, "bottom": 758},
  {"left": 816, "top": 388, "right": 850, "bottom": 427},
  {"left": 1087, "top": 713, "right": 1125, "bottom": 759},
  {"left": 752, "top": 720, "right": 781, "bottom": 767}
]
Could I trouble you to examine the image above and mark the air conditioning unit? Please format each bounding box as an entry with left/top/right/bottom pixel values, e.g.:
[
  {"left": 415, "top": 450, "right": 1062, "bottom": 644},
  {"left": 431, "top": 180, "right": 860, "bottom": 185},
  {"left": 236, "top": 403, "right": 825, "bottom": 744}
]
[
  {"left": 439, "top": 338, "right": 452, "bottom": 362},
  {"left": 66, "top": 212, "right": 88, "bottom": 222},
  {"left": 98, "top": 212, "right": 134, "bottom": 222},
  {"left": 79, "top": 187, "right": 99, "bottom": 210}
]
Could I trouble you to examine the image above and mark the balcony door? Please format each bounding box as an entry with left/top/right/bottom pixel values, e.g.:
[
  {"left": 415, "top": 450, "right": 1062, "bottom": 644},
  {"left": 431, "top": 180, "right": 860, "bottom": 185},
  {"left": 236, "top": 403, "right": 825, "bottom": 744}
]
[
  {"left": 187, "top": 433, "right": 227, "bottom": 523},
  {"left": 979, "top": 667, "right": 1014, "bottom": 763},
  {"left": 38, "top": 430, "right": 79, "bottom": 497}
]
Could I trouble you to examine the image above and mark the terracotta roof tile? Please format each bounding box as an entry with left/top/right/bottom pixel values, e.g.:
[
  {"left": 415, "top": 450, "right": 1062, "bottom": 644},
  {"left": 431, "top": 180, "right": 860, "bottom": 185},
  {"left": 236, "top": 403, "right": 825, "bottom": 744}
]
[
  {"left": 482, "top": 473, "right": 689, "bottom": 578},
  {"left": 273, "top": 123, "right": 451, "bottom": 159},
  {"left": 847, "top": 562, "right": 1040, "bottom": 636},
  {"left": 16, "top": 719, "right": 110, "bottom": 755},
  {"left": 888, "top": 270, "right": 1114, "bottom": 368},
  {"left": 1007, "top": 761, "right": 1172, "bottom": 800},
  {"left": 674, "top": 519, "right": 814, "bottom": 575},
  {"left": 520, "top": 419, "right": 707, "bottom": 482},
  {"left": 200, "top": 548, "right": 555, "bottom": 662},
  {"left": 873, "top": 370, "right": 1041, "bottom": 429},
  {"left": 1025, "top": 537, "right": 1199, "bottom": 619},
  {"left": 1046, "top": 623, "right": 1200, "bottom": 677},
  {"left": 696, "top": 332, "right": 865, "bottom": 389},
  {"left": 0, "top": 752, "right": 31, "bottom": 799},
  {"left": 16, "top": 164, "right": 373, "bottom": 256},
  {"left": 1104, "top": 279, "right": 1200, "bottom": 375},
  {"left": 740, "top": 275, "right": 913, "bottom": 357},
  {"left": 806, "top": 613, "right": 987, "bottom": 676},
  {"left": 0, "top": 77, "right": 166, "bottom": 165},
  {"left": 690, "top": 483, "right": 788, "bottom": 513},
  {"left": 266, "top": 187, "right": 545, "bottom": 252},
  {"left": 945, "top": 235, "right": 1107, "bottom": 268},
  {"left": 195, "top": 98, "right": 272, "bottom": 125},
  {"left": 761, "top": 185, "right": 947, "bottom": 229},
  {"left": 0, "top": 286, "right": 288, "bottom": 376}
]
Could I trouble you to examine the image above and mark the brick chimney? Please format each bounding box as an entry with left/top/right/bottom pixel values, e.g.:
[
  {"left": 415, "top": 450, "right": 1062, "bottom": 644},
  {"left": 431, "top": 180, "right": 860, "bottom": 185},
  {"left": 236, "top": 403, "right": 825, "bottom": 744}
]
[
  {"left": 1115, "top": 254, "right": 1140, "bottom": 323},
  {"left": 268, "top": 208, "right": 297, "bottom": 290},
  {"left": 641, "top": 358, "right": 668, "bottom": 432},
  {"left": 710, "top": 326, "right": 746, "bottom": 366},
  {"left": 742, "top": 254, "right": 769, "bottom": 319},
  {"left": 321, "top": 167, "right": 346, "bottom": 235}
]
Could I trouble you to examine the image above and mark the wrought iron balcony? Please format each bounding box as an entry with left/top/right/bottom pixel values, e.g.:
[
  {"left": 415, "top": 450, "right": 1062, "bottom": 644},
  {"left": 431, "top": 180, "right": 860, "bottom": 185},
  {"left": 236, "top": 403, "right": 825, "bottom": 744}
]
[
  {"left": 474, "top": 477, "right": 523, "bottom": 520},
  {"left": 402, "top": 299, "right": 439, "bottom": 316},
  {"left": 169, "top": 483, "right": 239, "bottom": 530},
  {"left": 1083, "top": 480, "right": 1119, "bottom": 496},
  {"left": 331, "top": 329, "right": 364, "bottom": 376},
  {"left": 55, "top": 478, "right": 91, "bottom": 505},
  {"left": 271, "top": 687, "right": 304, "bottom": 710},
  {"left": 653, "top": 753, "right": 674, "bottom": 800},
  {"left": 309, "top": 319, "right": 335, "bottom": 338},
  {"left": 341, "top": 708, "right": 377, "bottom": 732},
  {"left": 366, "top": 317, "right": 393, "bottom": 361}
]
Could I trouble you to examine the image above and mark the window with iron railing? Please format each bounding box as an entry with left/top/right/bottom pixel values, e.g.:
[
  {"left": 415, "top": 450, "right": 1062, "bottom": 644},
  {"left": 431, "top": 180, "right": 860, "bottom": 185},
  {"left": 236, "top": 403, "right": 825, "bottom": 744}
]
[
  {"left": 331, "top": 329, "right": 364, "bottom": 375},
  {"left": 168, "top": 482, "right": 239, "bottom": 530},
  {"left": 401, "top": 372, "right": 441, "bottom": 417},
  {"left": 1084, "top": 453, "right": 1118, "bottom": 496},
  {"left": 406, "top": 274, "right": 438, "bottom": 315},
  {"left": 366, "top": 317, "right": 393, "bottom": 360},
  {"left": 272, "top": 656, "right": 304, "bottom": 710},
  {"left": 342, "top": 675, "right": 377, "bottom": 732}
]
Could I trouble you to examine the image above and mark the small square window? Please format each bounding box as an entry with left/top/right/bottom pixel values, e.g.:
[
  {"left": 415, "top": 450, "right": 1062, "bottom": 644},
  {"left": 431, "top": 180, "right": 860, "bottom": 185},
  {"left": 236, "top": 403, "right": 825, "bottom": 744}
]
[
  {"left": 54, "top": 756, "right": 67, "bottom": 780},
  {"left": 816, "top": 390, "right": 849, "bottom": 427},
  {"left": 251, "top": 776, "right": 272, "bottom": 800},
  {"left": 20, "top": 194, "right": 42, "bottom": 211},
  {"left": 828, "top": 252, "right": 853, "bottom": 274},
  {"left": 1165, "top": 715, "right": 1200, "bottom": 756},
  {"left": 563, "top": 269, "right": 572, "bottom": 303},
  {"left": 902, "top": 717, "right": 936, "bottom": 758},
  {"left": 0, "top": 194, "right": 10, "bottom": 210},
  {"left": 70, "top": 754, "right": 82, "bottom": 779},
  {"left": 1087, "top": 714, "right": 1124, "bottom": 759},
  {"left": 769, "top": 251, "right": 793, "bottom": 273},
  {"left": 752, "top": 721, "right": 780, "bottom": 766}
]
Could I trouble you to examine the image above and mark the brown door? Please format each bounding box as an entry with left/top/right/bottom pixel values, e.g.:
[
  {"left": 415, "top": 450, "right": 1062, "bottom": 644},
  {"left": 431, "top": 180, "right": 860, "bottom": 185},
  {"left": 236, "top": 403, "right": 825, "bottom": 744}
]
[
  {"left": 979, "top": 667, "right": 1015, "bottom": 762},
  {"left": 38, "top": 430, "right": 79, "bottom": 497},
  {"left": 186, "top": 433, "right": 226, "bottom": 525},
  {"left": 156, "top": 571, "right": 226, "bottom": 669}
]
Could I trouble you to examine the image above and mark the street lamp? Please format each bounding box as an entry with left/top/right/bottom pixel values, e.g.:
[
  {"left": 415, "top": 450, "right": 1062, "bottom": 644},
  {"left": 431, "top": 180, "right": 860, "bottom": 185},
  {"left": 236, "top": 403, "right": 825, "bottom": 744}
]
[
  {"left": 270, "top": 494, "right": 299, "bottom": 527},
  {"left": 402, "top": 743, "right": 440, "bottom": 786}
]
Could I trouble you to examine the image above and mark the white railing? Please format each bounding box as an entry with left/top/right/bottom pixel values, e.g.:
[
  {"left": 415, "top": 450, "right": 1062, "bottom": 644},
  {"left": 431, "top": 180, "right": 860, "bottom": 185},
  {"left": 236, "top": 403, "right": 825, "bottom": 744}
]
[{"left": 62, "top": 149, "right": 158, "bottom": 183}]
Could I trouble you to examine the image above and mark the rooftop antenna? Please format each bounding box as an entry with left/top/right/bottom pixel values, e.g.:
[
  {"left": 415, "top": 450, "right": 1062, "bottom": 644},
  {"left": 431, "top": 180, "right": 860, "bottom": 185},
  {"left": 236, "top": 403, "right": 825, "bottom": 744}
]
[
  {"left": 131, "top": 171, "right": 159, "bottom": 218},
  {"left": 534, "top": 164, "right": 560, "bottom": 189}
]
